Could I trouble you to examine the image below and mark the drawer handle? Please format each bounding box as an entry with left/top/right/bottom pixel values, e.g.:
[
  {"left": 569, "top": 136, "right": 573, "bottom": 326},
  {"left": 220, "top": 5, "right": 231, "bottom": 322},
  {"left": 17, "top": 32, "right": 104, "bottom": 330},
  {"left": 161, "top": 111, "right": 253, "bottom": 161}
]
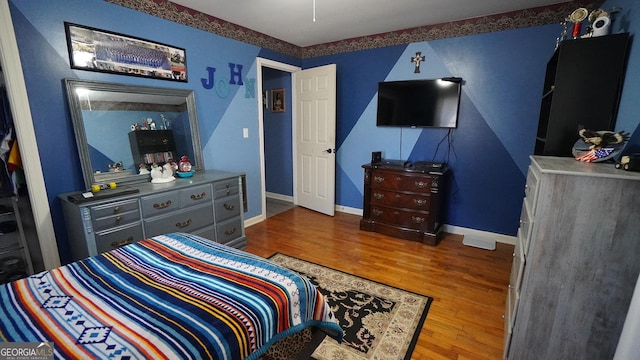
[
  {"left": 414, "top": 199, "right": 427, "bottom": 207},
  {"left": 176, "top": 219, "right": 192, "bottom": 228},
  {"left": 191, "top": 192, "right": 207, "bottom": 201},
  {"left": 226, "top": 189, "right": 231, "bottom": 196},
  {"left": 115, "top": 216, "right": 122, "bottom": 223},
  {"left": 224, "top": 227, "right": 237, "bottom": 236},
  {"left": 111, "top": 236, "right": 134, "bottom": 249},
  {"left": 412, "top": 216, "right": 425, "bottom": 224},
  {"left": 374, "top": 176, "right": 385, "bottom": 184},
  {"left": 153, "top": 200, "right": 172, "bottom": 209},
  {"left": 113, "top": 206, "right": 121, "bottom": 213},
  {"left": 373, "top": 193, "right": 384, "bottom": 200},
  {"left": 415, "top": 181, "right": 429, "bottom": 189},
  {"left": 223, "top": 203, "right": 235, "bottom": 211},
  {"left": 372, "top": 209, "right": 383, "bottom": 216}
]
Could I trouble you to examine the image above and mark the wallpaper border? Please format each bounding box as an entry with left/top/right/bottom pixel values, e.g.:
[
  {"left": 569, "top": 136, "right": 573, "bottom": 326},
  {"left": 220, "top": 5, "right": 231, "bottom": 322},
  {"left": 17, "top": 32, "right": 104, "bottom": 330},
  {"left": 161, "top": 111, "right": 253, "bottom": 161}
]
[{"left": 106, "top": 0, "right": 603, "bottom": 58}]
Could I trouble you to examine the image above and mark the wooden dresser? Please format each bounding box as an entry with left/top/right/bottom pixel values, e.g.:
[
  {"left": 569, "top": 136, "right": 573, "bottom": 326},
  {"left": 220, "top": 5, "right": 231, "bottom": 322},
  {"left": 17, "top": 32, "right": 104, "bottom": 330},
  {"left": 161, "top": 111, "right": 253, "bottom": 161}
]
[
  {"left": 59, "top": 170, "right": 246, "bottom": 261},
  {"left": 505, "top": 156, "right": 640, "bottom": 359},
  {"left": 360, "top": 162, "right": 448, "bottom": 245}
]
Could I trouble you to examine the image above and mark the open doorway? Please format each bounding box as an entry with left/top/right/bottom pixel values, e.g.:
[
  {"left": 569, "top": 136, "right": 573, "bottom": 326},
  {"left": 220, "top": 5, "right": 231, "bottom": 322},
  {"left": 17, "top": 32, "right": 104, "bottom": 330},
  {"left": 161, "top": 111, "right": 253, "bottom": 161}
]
[
  {"left": 255, "top": 58, "right": 300, "bottom": 222},
  {"left": 263, "top": 67, "right": 293, "bottom": 217}
]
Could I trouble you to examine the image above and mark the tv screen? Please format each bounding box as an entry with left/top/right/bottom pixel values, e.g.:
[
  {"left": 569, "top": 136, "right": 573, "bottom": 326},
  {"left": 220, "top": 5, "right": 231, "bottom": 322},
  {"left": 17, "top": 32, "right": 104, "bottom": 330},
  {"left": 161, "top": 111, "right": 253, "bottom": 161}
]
[{"left": 376, "top": 78, "right": 462, "bottom": 128}]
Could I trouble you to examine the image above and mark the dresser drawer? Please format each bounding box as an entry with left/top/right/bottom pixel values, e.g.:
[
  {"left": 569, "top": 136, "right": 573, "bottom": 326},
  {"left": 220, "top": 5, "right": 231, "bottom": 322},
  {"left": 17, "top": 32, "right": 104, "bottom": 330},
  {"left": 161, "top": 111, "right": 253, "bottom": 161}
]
[
  {"left": 214, "top": 184, "right": 239, "bottom": 199},
  {"left": 93, "top": 210, "right": 141, "bottom": 232},
  {"left": 95, "top": 222, "right": 144, "bottom": 254},
  {"left": 180, "top": 184, "right": 213, "bottom": 208},
  {"left": 144, "top": 203, "right": 214, "bottom": 238},
  {"left": 191, "top": 225, "right": 216, "bottom": 242},
  {"left": 370, "top": 205, "right": 431, "bottom": 231},
  {"left": 370, "top": 188, "right": 431, "bottom": 210},
  {"left": 140, "top": 191, "right": 181, "bottom": 217},
  {"left": 371, "top": 171, "right": 435, "bottom": 194},
  {"left": 90, "top": 199, "right": 139, "bottom": 219},
  {"left": 519, "top": 202, "right": 533, "bottom": 256},
  {"left": 214, "top": 195, "right": 241, "bottom": 223},
  {"left": 510, "top": 230, "right": 525, "bottom": 295},
  {"left": 215, "top": 217, "right": 243, "bottom": 245},
  {"left": 213, "top": 179, "right": 239, "bottom": 199},
  {"left": 524, "top": 165, "right": 540, "bottom": 216}
]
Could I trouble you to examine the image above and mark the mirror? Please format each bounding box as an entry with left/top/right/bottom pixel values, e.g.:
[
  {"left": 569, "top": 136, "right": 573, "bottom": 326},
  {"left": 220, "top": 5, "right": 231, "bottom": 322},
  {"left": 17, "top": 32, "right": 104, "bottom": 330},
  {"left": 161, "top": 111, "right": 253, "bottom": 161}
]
[{"left": 65, "top": 79, "right": 203, "bottom": 190}]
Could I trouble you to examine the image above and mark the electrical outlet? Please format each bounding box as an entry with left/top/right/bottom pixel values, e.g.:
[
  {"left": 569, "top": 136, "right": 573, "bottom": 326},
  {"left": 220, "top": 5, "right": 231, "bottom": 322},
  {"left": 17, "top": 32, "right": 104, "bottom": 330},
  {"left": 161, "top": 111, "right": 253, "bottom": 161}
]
[{"left": 243, "top": 128, "right": 249, "bottom": 138}]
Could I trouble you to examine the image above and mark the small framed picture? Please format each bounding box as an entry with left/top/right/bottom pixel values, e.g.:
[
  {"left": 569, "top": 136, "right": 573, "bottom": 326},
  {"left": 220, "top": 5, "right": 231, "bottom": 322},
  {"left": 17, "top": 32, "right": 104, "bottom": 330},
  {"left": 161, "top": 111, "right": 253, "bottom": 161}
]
[{"left": 271, "top": 88, "right": 285, "bottom": 112}]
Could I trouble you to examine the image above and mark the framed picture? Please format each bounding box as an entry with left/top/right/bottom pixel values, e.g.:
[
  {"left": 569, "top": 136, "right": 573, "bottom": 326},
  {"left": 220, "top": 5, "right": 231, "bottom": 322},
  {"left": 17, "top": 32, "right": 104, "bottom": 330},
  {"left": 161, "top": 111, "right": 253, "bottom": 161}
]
[
  {"left": 271, "top": 88, "right": 285, "bottom": 112},
  {"left": 64, "top": 22, "right": 187, "bottom": 82}
]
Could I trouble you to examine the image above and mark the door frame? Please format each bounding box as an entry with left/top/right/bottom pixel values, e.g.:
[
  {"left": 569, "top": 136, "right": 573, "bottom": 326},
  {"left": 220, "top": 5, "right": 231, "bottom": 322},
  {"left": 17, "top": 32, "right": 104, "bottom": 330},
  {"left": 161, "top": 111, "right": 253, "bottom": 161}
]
[
  {"left": 0, "top": 0, "right": 60, "bottom": 269},
  {"left": 253, "top": 58, "right": 301, "bottom": 224}
]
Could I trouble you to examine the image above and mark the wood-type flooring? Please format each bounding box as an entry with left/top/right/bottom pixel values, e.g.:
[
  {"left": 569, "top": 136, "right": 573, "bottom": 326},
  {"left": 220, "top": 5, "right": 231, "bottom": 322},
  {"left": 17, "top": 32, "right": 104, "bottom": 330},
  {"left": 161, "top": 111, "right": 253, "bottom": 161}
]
[{"left": 244, "top": 206, "right": 514, "bottom": 360}]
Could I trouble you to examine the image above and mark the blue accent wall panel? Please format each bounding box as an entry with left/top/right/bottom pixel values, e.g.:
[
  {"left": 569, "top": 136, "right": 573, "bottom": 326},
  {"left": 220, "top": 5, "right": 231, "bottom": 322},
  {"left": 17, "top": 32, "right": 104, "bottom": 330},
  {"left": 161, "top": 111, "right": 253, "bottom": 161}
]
[{"left": 302, "top": 26, "right": 562, "bottom": 236}]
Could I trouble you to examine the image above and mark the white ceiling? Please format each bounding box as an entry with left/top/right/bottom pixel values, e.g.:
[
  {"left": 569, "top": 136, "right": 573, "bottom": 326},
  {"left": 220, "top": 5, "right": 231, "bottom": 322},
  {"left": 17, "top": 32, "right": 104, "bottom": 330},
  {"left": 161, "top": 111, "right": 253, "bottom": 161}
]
[{"left": 170, "top": 0, "right": 572, "bottom": 47}]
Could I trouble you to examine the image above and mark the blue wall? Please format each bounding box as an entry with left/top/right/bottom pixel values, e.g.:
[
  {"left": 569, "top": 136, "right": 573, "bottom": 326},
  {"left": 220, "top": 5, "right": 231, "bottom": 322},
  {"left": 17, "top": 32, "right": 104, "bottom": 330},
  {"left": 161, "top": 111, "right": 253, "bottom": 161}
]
[
  {"left": 263, "top": 68, "right": 293, "bottom": 196},
  {"left": 302, "top": 27, "right": 560, "bottom": 234},
  {"left": 8, "top": 0, "right": 640, "bottom": 263}
]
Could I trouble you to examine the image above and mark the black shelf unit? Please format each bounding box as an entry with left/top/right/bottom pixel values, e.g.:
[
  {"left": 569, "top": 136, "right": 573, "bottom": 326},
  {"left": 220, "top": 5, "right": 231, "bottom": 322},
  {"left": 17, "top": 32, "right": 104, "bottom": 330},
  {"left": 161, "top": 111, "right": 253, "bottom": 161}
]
[
  {"left": 535, "top": 33, "right": 630, "bottom": 157},
  {"left": 128, "top": 130, "right": 177, "bottom": 166}
]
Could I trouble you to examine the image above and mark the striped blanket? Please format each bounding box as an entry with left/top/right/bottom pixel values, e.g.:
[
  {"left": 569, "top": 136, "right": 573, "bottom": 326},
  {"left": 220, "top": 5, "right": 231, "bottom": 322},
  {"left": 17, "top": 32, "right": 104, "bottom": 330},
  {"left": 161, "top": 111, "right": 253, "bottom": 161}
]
[{"left": 0, "top": 233, "right": 342, "bottom": 359}]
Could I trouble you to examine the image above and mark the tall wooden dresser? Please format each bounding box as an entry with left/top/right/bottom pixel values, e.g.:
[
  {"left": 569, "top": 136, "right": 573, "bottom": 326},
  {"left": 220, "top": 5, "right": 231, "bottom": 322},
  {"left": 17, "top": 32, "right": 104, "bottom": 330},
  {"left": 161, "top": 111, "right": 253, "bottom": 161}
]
[
  {"left": 360, "top": 162, "right": 448, "bottom": 245},
  {"left": 59, "top": 170, "right": 246, "bottom": 262},
  {"left": 505, "top": 156, "right": 640, "bottom": 359}
]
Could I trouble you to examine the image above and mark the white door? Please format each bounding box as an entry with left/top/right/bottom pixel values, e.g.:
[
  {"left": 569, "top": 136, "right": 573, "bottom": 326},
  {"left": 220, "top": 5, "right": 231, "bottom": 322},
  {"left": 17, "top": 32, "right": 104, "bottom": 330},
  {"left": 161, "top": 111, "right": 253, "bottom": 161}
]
[{"left": 293, "top": 64, "right": 337, "bottom": 216}]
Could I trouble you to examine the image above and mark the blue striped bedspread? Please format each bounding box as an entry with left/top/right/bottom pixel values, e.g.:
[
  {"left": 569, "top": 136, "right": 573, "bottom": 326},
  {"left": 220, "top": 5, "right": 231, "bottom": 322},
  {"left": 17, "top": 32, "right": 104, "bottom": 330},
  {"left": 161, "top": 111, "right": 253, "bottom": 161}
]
[{"left": 0, "top": 233, "right": 342, "bottom": 359}]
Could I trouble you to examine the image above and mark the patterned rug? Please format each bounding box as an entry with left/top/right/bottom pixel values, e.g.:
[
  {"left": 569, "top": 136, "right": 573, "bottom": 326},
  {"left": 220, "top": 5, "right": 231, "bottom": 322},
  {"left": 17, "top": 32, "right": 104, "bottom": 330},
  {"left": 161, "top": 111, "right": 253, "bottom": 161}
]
[{"left": 267, "top": 253, "right": 433, "bottom": 360}]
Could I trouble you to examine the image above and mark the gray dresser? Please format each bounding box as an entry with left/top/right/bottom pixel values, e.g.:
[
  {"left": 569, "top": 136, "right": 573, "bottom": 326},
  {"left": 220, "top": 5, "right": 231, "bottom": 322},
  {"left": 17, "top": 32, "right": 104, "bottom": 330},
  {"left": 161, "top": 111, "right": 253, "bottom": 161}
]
[
  {"left": 59, "top": 170, "right": 246, "bottom": 261},
  {"left": 505, "top": 156, "right": 640, "bottom": 359}
]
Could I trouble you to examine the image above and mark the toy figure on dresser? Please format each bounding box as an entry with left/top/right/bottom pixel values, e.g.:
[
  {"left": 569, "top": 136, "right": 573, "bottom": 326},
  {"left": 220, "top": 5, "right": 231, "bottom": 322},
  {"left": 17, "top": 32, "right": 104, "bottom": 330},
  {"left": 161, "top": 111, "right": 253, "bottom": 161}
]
[
  {"left": 615, "top": 154, "right": 640, "bottom": 172},
  {"left": 150, "top": 163, "right": 176, "bottom": 183},
  {"left": 572, "top": 127, "right": 629, "bottom": 162},
  {"left": 138, "top": 163, "right": 150, "bottom": 175},
  {"left": 176, "top": 155, "right": 194, "bottom": 178}
]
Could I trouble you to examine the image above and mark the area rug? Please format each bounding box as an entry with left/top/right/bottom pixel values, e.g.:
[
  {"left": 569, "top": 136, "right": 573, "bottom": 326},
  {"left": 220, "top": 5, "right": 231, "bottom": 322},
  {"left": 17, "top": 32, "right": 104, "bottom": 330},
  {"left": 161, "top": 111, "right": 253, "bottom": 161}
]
[{"left": 267, "top": 253, "right": 433, "bottom": 360}]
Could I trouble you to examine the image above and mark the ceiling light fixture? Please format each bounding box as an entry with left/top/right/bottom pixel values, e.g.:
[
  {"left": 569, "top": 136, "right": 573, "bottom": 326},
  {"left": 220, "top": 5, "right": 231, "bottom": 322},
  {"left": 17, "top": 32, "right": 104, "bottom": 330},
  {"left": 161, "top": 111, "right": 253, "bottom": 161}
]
[{"left": 313, "top": 0, "right": 316, "bottom": 22}]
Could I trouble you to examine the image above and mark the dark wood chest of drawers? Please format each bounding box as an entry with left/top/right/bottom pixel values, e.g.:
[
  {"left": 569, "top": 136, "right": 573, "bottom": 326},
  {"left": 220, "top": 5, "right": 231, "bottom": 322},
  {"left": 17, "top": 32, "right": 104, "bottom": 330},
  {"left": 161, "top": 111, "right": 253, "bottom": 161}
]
[{"left": 360, "top": 163, "right": 447, "bottom": 245}]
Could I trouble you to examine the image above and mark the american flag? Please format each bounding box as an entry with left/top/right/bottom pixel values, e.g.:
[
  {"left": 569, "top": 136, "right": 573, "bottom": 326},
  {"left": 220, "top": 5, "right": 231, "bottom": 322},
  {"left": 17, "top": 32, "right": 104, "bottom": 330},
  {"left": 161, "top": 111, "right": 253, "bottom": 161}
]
[{"left": 575, "top": 147, "right": 615, "bottom": 162}]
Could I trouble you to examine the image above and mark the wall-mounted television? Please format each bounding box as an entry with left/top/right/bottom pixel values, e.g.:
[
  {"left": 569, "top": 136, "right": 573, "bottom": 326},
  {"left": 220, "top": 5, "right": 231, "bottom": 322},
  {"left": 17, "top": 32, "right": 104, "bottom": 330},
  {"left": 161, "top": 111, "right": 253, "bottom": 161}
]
[{"left": 376, "top": 77, "right": 462, "bottom": 128}]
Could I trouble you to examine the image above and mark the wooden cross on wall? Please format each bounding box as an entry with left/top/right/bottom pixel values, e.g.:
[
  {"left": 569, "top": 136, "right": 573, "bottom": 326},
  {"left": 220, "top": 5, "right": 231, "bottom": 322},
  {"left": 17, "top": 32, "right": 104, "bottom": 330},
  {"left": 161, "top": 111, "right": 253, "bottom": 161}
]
[{"left": 411, "top": 52, "right": 426, "bottom": 73}]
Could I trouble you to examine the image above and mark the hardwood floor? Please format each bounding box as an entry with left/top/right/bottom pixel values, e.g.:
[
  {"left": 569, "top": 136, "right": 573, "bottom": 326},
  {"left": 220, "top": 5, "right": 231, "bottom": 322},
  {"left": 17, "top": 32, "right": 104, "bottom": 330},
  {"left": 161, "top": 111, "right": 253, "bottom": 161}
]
[{"left": 244, "top": 206, "right": 514, "bottom": 360}]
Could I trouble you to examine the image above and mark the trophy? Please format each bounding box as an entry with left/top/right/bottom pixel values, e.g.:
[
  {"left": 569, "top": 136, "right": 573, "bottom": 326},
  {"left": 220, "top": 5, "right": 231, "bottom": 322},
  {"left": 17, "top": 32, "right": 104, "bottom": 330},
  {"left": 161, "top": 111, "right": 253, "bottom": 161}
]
[{"left": 569, "top": 8, "right": 589, "bottom": 38}]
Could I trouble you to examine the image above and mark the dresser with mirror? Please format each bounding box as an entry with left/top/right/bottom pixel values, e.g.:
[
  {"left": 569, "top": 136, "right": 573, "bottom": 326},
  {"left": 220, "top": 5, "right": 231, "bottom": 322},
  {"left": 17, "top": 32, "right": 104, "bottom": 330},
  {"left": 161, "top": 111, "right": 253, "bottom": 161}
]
[{"left": 59, "top": 79, "right": 246, "bottom": 261}]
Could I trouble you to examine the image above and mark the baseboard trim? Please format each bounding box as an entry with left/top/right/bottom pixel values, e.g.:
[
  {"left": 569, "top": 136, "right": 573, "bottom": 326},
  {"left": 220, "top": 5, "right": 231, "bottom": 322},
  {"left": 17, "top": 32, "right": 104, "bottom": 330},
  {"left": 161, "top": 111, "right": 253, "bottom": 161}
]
[
  {"left": 442, "top": 224, "right": 516, "bottom": 245},
  {"left": 266, "top": 192, "right": 293, "bottom": 202}
]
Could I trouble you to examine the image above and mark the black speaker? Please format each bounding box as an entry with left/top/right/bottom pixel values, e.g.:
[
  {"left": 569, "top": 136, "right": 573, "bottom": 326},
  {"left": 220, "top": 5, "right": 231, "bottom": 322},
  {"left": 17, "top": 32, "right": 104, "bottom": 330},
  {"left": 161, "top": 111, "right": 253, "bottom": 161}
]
[{"left": 371, "top": 151, "right": 382, "bottom": 164}]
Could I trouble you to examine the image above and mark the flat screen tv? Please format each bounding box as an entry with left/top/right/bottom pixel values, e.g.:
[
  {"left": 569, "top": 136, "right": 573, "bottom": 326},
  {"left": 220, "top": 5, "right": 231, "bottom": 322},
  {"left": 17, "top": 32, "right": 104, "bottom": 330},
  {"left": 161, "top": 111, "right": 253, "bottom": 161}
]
[{"left": 376, "top": 77, "right": 462, "bottom": 128}]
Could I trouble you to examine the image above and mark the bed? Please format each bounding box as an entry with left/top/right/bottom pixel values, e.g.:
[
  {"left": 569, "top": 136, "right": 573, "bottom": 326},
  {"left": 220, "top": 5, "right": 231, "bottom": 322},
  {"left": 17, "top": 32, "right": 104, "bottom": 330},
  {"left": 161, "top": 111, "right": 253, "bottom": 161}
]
[{"left": 0, "top": 233, "right": 342, "bottom": 359}]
